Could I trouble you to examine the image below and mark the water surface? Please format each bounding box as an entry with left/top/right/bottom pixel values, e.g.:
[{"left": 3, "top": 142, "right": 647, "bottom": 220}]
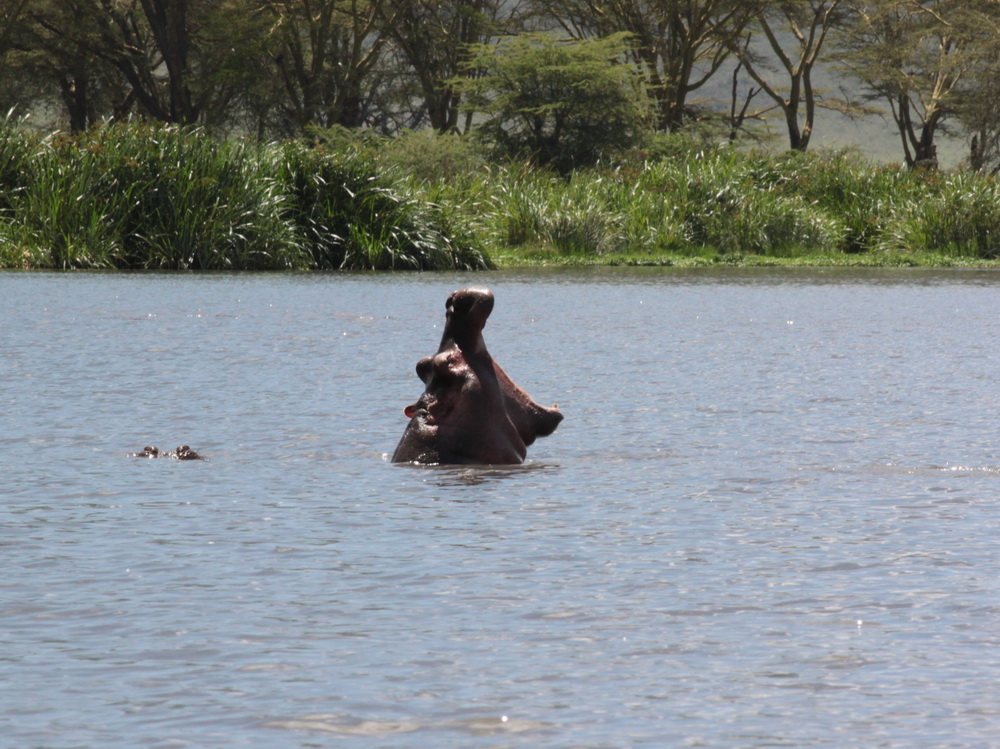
[{"left": 3, "top": 267, "right": 1000, "bottom": 747}]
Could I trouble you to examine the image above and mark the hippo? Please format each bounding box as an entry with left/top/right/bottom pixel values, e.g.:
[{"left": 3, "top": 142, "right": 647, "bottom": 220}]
[
  {"left": 129, "top": 445, "right": 204, "bottom": 460},
  {"left": 392, "top": 287, "right": 563, "bottom": 465}
]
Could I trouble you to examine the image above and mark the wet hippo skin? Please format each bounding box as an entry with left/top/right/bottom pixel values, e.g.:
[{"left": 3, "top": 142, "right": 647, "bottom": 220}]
[{"left": 392, "top": 287, "right": 563, "bottom": 465}]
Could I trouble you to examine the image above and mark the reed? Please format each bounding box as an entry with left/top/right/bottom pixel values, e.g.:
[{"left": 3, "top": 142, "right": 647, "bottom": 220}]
[
  {"left": 0, "top": 114, "right": 33, "bottom": 210},
  {"left": 0, "top": 122, "right": 489, "bottom": 270},
  {"left": 10, "top": 132, "right": 124, "bottom": 268},
  {"left": 477, "top": 151, "right": 845, "bottom": 258},
  {"left": 764, "top": 151, "right": 923, "bottom": 254},
  {"left": 878, "top": 172, "right": 1000, "bottom": 257},
  {"left": 448, "top": 148, "right": 1000, "bottom": 262},
  {"left": 5, "top": 122, "right": 1000, "bottom": 270},
  {"left": 0, "top": 124, "right": 309, "bottom": 269},
  {"left": 277, "top": 140, "right": 490, "bottom": 270},
  {"left": 633, "top": 152, "right": 845, "bottom": 255}
]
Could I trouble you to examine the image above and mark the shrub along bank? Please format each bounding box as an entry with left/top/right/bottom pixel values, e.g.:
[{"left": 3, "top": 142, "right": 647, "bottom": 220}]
[
  {"left": 436, "top": 147, "right": 1000, "bottom": 266},
  {"left": 2, "top": 123, "right": 1000, "bottom": 270},
  {"left": 0, "top": 123, "right": 490, "bottom": 271}
]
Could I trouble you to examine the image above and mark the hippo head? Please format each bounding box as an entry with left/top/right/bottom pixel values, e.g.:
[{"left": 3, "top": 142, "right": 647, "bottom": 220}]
[
  {"left": 392, "top": 287, "right": 563, "bottom": 465},
  {"left": 128, "top": 445, "right": 203, "bottom": 460}
]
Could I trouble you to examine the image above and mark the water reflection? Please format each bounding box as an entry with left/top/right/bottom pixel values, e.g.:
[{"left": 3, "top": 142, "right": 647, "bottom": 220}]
[
  {"left": 488, "top": 263, "right": 1000, "bottom": 288},
  {"left": 264, "top": 713, "right": 555, "bottom": 738},
  {"left": 391, "top": 460, "right": 560, "bottom": 487}
]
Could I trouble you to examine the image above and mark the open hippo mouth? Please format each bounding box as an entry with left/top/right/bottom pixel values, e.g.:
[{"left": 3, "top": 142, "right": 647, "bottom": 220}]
[{"left": 392, "top": 287, "right": 562, "bottom": 465}]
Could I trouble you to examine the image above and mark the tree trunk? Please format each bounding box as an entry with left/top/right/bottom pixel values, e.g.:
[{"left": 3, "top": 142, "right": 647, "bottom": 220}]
[
  {"left": 59, "top": 73, "right": 90, "bottom": 132},
  {"left": 138, "top": 0, "right": 195, "bottom": 123}
]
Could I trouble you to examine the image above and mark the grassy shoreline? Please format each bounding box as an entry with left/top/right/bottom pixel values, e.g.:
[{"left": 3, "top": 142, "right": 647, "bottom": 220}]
[
  {"left": 4, "top": 123, "right": 1000, "bottom": 271},
  {"left": 490, "top": 249, "right": 1000, "bottom": 269}
]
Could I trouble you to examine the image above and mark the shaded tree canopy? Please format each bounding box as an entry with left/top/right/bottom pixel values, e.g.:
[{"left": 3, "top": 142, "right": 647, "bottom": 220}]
[{"left": 0, "top": 0, "right": 999, "bottom": 169}]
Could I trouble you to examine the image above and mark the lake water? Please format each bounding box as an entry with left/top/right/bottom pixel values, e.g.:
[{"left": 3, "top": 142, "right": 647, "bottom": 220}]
[{"left": 3, "top": 267, "right": 1000, "bottom": 747}]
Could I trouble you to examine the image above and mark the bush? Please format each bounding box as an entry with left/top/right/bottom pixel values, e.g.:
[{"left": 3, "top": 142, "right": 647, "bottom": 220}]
[
  {"left": 767, "top": 151, "right": 922, "bottom": 253},
  {"left": 879, "top": 172, "right": 1000, "bottom": 257},
  {"left": 0, "top": 122, "right": 492, "bottom": 271},
  {"left": 7, "top": 124, "right": 307, "bottom": 269},
  {"left": 456, "top": 32, "right": 652, "bottom": 174},
  {"left": 377, "top": 130, "right": 487, "bottom": 186},
  {"left": 6, "top": 120, "right": 1000, "bottom": 269},
  {"left": 278, "top": 141, "right": 490, "bottom": 270}
]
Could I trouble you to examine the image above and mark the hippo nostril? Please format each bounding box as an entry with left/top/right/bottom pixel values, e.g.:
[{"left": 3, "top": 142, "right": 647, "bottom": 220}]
[{"left": 415, "top": 355, "right": 433, "bottom": 383}]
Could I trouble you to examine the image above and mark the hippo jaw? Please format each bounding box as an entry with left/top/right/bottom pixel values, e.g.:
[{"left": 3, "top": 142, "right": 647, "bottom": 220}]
[{"left": 392, "top": 287, "right": 562, "bottom": 465}]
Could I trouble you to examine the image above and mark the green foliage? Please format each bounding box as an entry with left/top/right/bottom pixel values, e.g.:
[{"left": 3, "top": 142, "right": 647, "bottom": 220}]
[
  {"left": 377, "top": 130, "right": 488, "bottom": 185},
  {"left": 640, "top": 151, "right": 846, "bottom": 255},
  {"left": 433, "top": 146, "right": 1000, "bottom": 263},
  {"left": 765, "top": 150, "right": 925, "bottom": 253},
  {"left": 485, "top": 167, "right": 625, "bottom": 254},
  {"left": 2, "top": 123, "right": 308, "bottom": 269},
  {"left": 278, "top": 141, "right": 490, "bottom": 270},
  {"left": 0, "top": 113, "right": 33, "bottom": 211},
  {"left": 477, "top": 149, "right": 844, "bottom": 258},
  {"left": 0, "top": 121, "right": 491, "bottom": 271},
  {"left": 879, "top": 172, "right": 1000, "bottom": 257},
  {"left": 7, "top": 120, "right": 1000, "bottom": 270},
  {"left": 455, "top": 32, "right": 652, "bottom": 174}
]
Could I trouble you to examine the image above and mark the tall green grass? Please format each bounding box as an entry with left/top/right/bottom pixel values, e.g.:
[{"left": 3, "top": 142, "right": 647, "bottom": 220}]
[
  {"left": 476, "top": 151, "right": 846, "bottom": 258},
  {"left": 877, "top": 172, "right": 1000, "bottom": 257},
  {"left": 10, "top": 126, "right": 308, "bottom": 269},
  {"left": 444, "top": 148, "right": 1000, "bottom": 262},
  {"left": 0, "top": 122, "right": 489, "bottom": 270},
  {"left": 278, "top": 141, "right": 490, "bottom": 270},
  {"left": 4, "top": 123, "right": 1000, "bottom": 269}
]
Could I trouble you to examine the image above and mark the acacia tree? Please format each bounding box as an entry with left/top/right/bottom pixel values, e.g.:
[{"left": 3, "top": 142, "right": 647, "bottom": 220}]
[
  {"left": 838, "top": 0, "right": 996, "bottom": 169},
  {"left": 535, "top": 0, "right": 749, "bottom": 132},
  {"left": 72, "top": 0, "right": 202, "bottom": 123},
  {"left": 957, "top": 15, "right": 1000, "bottom": 174},
  {"left": 455, "top": 32, "right": 651, "bottom": 172},
  {"left": 0, "top": 0, "right": 30, "bottom": 61},
  {"left": 386, "top": 0, "right": 521, "bottom": 133},
  {"left": 192, "top": 1, "right": 281, "bottom": 133},
  {"left": 138, "top": 0, "right": 195, "bottom": 121},
  {"left": 23, "top": 0, "right": 243, "bottom": 126},
  {"left": 0, "top": 0, "right": 94, "bottom": 129},
  {"left": 0, "top": 0, "right": 33, "bottom": 107},
  {"left": 258, "top": 0, "right": 406, "bottom": 132},
  {"left": 733, "top": 0, "right": 848, "bottom": 151}
]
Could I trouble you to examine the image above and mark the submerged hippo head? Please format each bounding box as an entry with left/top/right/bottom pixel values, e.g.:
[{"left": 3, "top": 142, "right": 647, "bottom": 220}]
[
  {"left": 392, "top": 287, "right": 563, "bottom": 465},
  {"left": 128, "top": 445, "right": 204, "bottom": 460}
]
